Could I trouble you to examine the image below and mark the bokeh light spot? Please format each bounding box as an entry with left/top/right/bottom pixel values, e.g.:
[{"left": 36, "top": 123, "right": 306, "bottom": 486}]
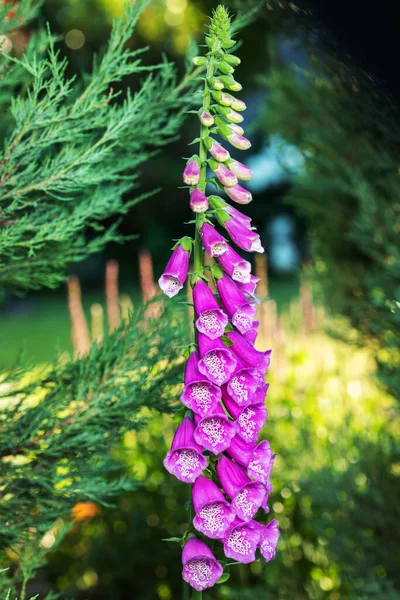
[{"left": 65, "top": 29, "right": 85, "bottom": 50}]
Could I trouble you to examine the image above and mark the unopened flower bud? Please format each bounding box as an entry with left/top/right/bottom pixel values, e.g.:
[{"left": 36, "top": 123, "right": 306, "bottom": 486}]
[
  {"left": 216, "top": 105, "right": 243, "bottom": 124},
  {"left": 192, "top": 56, "right": 207, "bottom": 66},
  {"left": 230, "top": 123, "right": 245, "bottom": 135},
  {"left": 218, "top": 60, "right": 235, "bottom": 75},
  {"left": 214, "top": 116, "right": 244, "bottom": 136},
  {"left": 218, "top": 125, "right": 251, "bottom": 150},
  {"left": 199, "top": 110, "right": 214, "bottom": 127},
  {"left": 204, "top": 137, "right": 230, "bottom": 162},
  {"left": 183, "top": 156, "right": 201, "bottom": 185},
  {"left": 209, "top": 77, "right": 224, "bottom": 90},
  {"left": 230, "top": 97, "right": 246, "bottom": 111},
  {"left": 224, "top": 54, "right": 241, "bottom": 66},
  {"left": 222, "top": 38, "right": 236, "bottom": 49},
  {"left": 209, "top": 158, "right": 238, "bottom": 187},
  {"left": 226, "top": 159, "right": 252, "bottom": 181},
  {"left": 211, "top": 91, "right": 232, "bottom": 106},
  {"left": 190, "top": 188, "right": 209, "bottom": 213},
  {"left": 225, "top": 183, "right": 252, "bottom": 204},
  {"left": 220, "top": 75, "right": 242, "bottom": 91}
]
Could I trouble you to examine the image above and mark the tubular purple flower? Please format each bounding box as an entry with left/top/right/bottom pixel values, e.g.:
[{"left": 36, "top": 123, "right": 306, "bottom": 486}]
[
  {"left": 219, "top": 125, "right": 251, "bottom": 150},
  {"left": 200, "top": 223, "right": 228, "bottom": 257},
  {"left": 159, "top": 243, "right": 190, "bottom": 298},
  {"left": 216, "top": 455, "right": 267, "bottom": 522},
  {"left": 223, "top": 518, "right": 260, "bottom": 564},
  {"left": 218, "top": 245, "right": 252, "bottom": 283},
  {"left": 243, "top": 321, "right": 259, "bottom": 345},
  {"left": 216, "top": 274, "right": 257, "bottom": 335},
  {"left": 192, "top": 475, "right": 235, "bottom": 539},
  {"left": 181, "top": 351, "right": 222, "bottom": 417},
  {"left": 204, "top": 137, "right": 230, "bottom": 162},
  {"left": 226, "top": 159, "right": 252, "bottom": 181},
  {"left": 224, "top": 183, "right": 252, "bottom": 205},
  {"left": 183, "top": 159, "right": 201, "bottom": 185},
  {"left": 227, "top": 436, "right": 275, "bottom": 488},
  {"left": 223, "top": 218, "right": 264, "bottom": 253},
  {"left": 253, "top": 382, "right": 269, "bottom": 404},
  {"left": 163, "top": 417, "right": 207, "bottom": 483},
  {"left": 227, "top": 330, "right": 271, "bottom": 372},
  {"left": 182, "top": 538, "right": 223, "bottom": 591},
  {"left": 194, "top": 404, "right": 236, "bottom": 454},
  {"left": 256, "top": 519, "right": 280, "bottom": 562},
  {"left": 223, "top": 395, "right": 268, "bottom": 444},
  {"left": 199, "top": 110, "right": 214, "bottom": 126},
  {"left": 193, "top": 278, "right": 228, "bottom": 340},
  {"left": 198, "top": 333, "right": 237, "bottom": 386},
  {"left": 225, "top": 359, "right": 260, "bottom": 406},
  {"left": 209, "top": 159, "right": 238, "bottom": 187},
  {"left": 224, "top": 204, "right": 253, "bottom": 227},
  {"left": 237, "top": 276, "right": 260, "bottom": 302},
  {"left": 190, "top": 188, "right": 209, "bottom": 213}
]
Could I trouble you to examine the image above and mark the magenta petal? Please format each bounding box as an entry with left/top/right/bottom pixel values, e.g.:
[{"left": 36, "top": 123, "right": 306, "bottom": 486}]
[
  {"left": 192, "top": 478, "right": 235, "bottom": 539},
  {"left": 192, "top": 475, "right": 227, "bottom": 512},
  {"left": 224, "top": 219, "right": 264, "bottom": 253},
  {"left": 158, "top": 245, "right": 190, "bottom": 298},
  {"left": 248, "top": 440, "right": 276, "bottom": 487},
  {"left": 182, "top": 539, "right": 223, "bottom": 591},
  {"left": 216, "top": 455, "right": 250, "bottom": 499},
  {"left": 253, "top": 383, "right": 269, "bottom": 404},
  {"left": 227, "top": 330, "right": 271, "bottom": 372},
  {"left": 183, "top": 161, "right": 201, "bottom": 185},
  {"left": 214, "top": 163, "right": 238, "bottom": 187},
  {"left": 163, "top": 418, "right": 207, "bottom": 483},
  {"left": 217, "top": 275, "right": 257, "bottom": 333},
  {"left": 227, "top": 159, "right": 253, "bottom": 181},
  {"left": 232, "top": 303, "right": 258, "bottom": 335},
  {"left": 194, "top": 407, "right": 236, "bottom": 454},
  {"left": 257, "top": 519, "right": 280, "bottom": 562},
  {"left": 224, "top": 183, "right": 252, "bottom": 205},
  {"left": 227, "top": 367, "right": 260, "bottom": 406},
  {"left": 236, "top": 403, "right": 268, "bottom": 444},
  {"left": 223, "top": 518, "right": 260, "bottom": 563},
  {"left": 237, "top": 276, "right": 260, "bottom": 302},
  {"left": 193, "top": 279, "right": 228, "bottom": 340},
  {"left": 225, "top": 204, "right": 253, "bottom": 227},
  {"left": 231, "top": 481, "right": 266, "bottom": 522},
  {"left": 218, "top": 245, "right": 251, "bottom": 283},
  {"left": 181, "top": 355, "right": 222, "bottom": 416},
  {"left": 190, "top": 188, "right": 209, "bottom": 213},
  {"left": 243, "top": 321, "right": 259, "bottom": 345},
  {"left": 200, "top": 223, "right": 228, "bottom": 257},
  {"left": 198, "top": 334, "right": 237, "bottom": 385}
]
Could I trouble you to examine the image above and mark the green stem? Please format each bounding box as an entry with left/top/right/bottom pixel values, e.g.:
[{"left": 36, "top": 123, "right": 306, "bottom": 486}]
[{"left": 192, "top": 591, "right": 202, "bottom": 600}]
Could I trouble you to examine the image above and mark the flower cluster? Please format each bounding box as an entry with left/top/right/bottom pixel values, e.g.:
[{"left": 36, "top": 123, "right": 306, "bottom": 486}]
[{"left": 159, "top": 6, "right": 279, "bottom": 593}]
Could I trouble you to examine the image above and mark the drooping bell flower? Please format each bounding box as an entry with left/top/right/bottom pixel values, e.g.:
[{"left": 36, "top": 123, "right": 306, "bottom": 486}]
[
  {"left": 193, "top": 279, "right": 228, "bottom": 340},
  {"left": 255, "top": 519, "right": 280, "bottom": 562},
  {"left": 180, "top": 351, "right": 221, "bottom": 417},
  {"left": 218, "top": 244, "right": 251, "bottom": 284},
  {"left": 183, "top": 157, "right": 201, "bottom": 185},
  {"left": 194, "top": 404, "right": 236, "bottom": 454},
  {"left": 224, "top": 359, "right": 260, "bottom": 406},
  {"left": 223, "top": 518, "right": 260, "bottom": 564},
  {"left": 223, "top": 395, "right": 268, "bottom": 444},
  {"left": 209, "top": 159, "right": 238, "bottom": 187},
  {"left": 222, "top": 218, "right": 264, "bottom": 253},
  {"left": 243, "top": 321, "right": 259, "bottom": 345},
  {"left": 225, "top": 184, "right": 252, "bottom": 205},
  {"left": 218, "top": 125, "right": 251, "bottom": 150},
  {"left": 253, "top": 382, "right": 269, "bottom": 404},
  {"left": 182, "top": 538, "right": 223, "bottom": 592},
  {"left": 216, "top": 455, "right": 267, "bottom": 522},
  {"left": 226, "top": 330, "right": 271, "bottom": 372},
  {"left": 216, "top": 274, "right": 257, "bottom": 335},
  {"left": 198, "top": 333, "right": 237, "bottom": 386},
  {"left": 190, "top": 188, "right": 209, "bottom": 213},
  {"left": 227, "top": 435, "right": 275, "bottom": 488},
  {"left": 204, "top": 137, "right": 230, "bottom": 162},
  {"left": 237, "top": 276, "right": 260, "bottom": 302},
  {"left": 199, "top": 110, "right": 214, "bottom": 126},
  {"left": 208, "top": 195, "right": 252, "bottom": 228},
  {"left": 163, "top": 417, "right": 207, "bottom": 483},
  {"left": 192, "top": 475, "right": 235, "bottom": 539},
  {"left": 200, "top": 222, "right": 228, "bottom": 257},
  {"left": 226, "top": 159, "right": 252, "bottom": 181},
  {"left": 158, "top": 240, "right": 191, "bottom": 298}
]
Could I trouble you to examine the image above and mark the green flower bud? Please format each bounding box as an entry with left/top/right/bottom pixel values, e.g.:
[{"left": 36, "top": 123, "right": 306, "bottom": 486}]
[
  {"left": 222, "top": 39, "right": 236, "bottom": 49},
  {"left": 230, "top": 97, "right": 246, "bottom": 112},
  {"left": 216, "top": 105, "right": 243, "bottom": 124},
  {"left": 218, "top": 61, "right": 234, "bottom": 75},
  {"left": 224, "top": 54, "right": 241, "bottom": 66},
  {"left": 208, "top": 195, "right": 228, "bottom": 210},
  {"left": 211, "top": 91, "right": 232, "bottom": 106},
  {"left": 192, "top": 56, "right": 207, "bottom": 66},
  {"left": 215, "top": 208, "right": 231, "bottom": 226},
  {"left": 219, "top": 75, "right": 242, "bottom": 91},
  {"left": 209, "top": 77, "right": 224, "bottom": 90}
]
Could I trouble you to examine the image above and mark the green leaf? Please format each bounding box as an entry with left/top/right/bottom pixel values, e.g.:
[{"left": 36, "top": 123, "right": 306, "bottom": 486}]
[
  {"left": 216, "top": 573, "right": 231, "bottom": 584},
  {"left": 172, "top": 406, "right": 187, "bottom": 423},
  {"left": 161, "top": 537, "right": 182, "bottom": 543},
  {"left": 221, "top": 335, "right": 234, "bottom": 347}
]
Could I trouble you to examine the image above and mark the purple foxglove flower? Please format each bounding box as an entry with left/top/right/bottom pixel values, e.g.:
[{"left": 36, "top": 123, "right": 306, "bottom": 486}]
[
  {"left": 163, "top": 417, "right": 207, "bottom": 483},
  {"left": 256, "top": 519, "right": 280, "bottom": 562},
  {"left": 182, "top": 538, "right": 223, "bottom": 591},
  {"left": 224, "top": 204, "right": 253, "bottom": 227},
  {"left": 226, "top": 330, "right": 271, "bottom": 372},
  {"left": 204, "top": 137, "right": 230, "bottom": 162},
  {"left": 218, "top": 244, "right": 251, "bottom": 283},
  {"left": 230, "top": 97, "right": 247, "bottom": 112},
  {"left": 225, "top": 359, "right": 260, "bottom": 406},
  {"left": 223, "top": 518, "right": 260, "bottom": 564},
  {"left": 198, "top": 333, "right": 237, "bottom": 386},
  {"left": 159, "top": 244, "right": 190, "bottom": 298},
  {"left": 223, "top": 218, "right": 264, "bottom": 253},
  {"left": 237, "top": 276, "right": 260, "bottom": 302},
  {"left": 199, "top": 110, "right": 214, "bottom": 126},
  {"left": 181, "top": 351, "right": 222, "bottom": 417},
  {"left": 225, "top": 183, "right": 252, "bottom": 205},
  {"left": 216, "top": 455, "right": 267, "bottom": 522},
  {"left": 243, "top": 321, "right": 259, "bottom": 345},
  {"left": 190, "top": 188, "right": 209, "bottom": 213},
  {"left": 216, "top": 274, "right": 257, "bottom": 335},
  {"left": 192, "top": 475, "right": 235, "bottom": 539},
  {"left": 209, "top": 159, "right": 238, "bottom": 187},
  {"left": 200, "top": 223, "right": 228, "bottom": 257},
  {"left": 226, "top": 159, "right": 252, "bottom": 181},
  {"left": 183, "top": 160, "right": 201, "bottom": 185},
  {"left": 253, "top": 382, "right": 269, "bottom": 404},
  {"left": 219, "top": 127, "right": 251, "bottom": 150},
  {"left": 193, "top": 279, "right": 228, "bottom": 340},
  {"left": 227, "top": 436, "right": 275, "bottom": 488},
  {"left": 194, "top": 404, "right": 236, "bottom": 454},
  {"left": 223, "top": 396, "right": 268, "bottom": 444}
]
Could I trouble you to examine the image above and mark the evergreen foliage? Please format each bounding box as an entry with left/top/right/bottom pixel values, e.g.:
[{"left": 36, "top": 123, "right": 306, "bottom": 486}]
[
  {"left": 261, "top": 56, "right": 400, "bottom": 399},
  {"left": 0, "top": 0, "right": 198, "bottom": 293}
]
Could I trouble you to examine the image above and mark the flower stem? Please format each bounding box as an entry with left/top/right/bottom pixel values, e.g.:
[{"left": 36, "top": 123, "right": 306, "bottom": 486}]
[{"left": 192, "top": 591, "right": 202, "bottom": 600}]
